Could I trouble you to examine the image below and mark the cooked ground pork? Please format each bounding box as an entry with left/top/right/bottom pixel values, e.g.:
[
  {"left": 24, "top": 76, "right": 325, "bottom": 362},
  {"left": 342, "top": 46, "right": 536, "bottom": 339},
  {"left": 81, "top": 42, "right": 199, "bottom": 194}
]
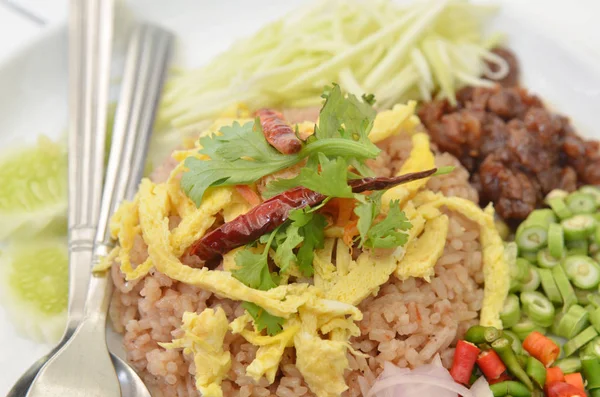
[{"left": 419, "top": 83, "right": 600, "bottom": 221}]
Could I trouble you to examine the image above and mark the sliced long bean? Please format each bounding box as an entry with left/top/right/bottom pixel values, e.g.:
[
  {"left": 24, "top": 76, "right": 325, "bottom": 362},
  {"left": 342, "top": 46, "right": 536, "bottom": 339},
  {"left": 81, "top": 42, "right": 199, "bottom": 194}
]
[
  {"left": 566, "top": 192, "right": 597, "bottom": 214},
  {"left": 548, "top": 223, "right": 565, "bottom": 259},
  {"left": 554, "top": 357, "right": 582, "bottom": 374},
  {"left": 500, "top": 294, "right": 521, "bottom": 329},
  {"left": 563, "top": 326, "right": 598, "bottom": 357},
  {"left": 520, "top": 291, "right": 555, "bottom": 327},
  {"left": 564, "top": 255, "right": 600, "bottom": 289},
  {"left": 538, "top": 267, "right": 563, "bottom": 304}
]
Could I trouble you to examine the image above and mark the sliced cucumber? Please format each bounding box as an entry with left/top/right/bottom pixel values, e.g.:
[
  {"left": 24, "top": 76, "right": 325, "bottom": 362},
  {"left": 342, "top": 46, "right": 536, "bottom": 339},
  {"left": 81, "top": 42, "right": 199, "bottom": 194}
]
[
  {"left": 0, "top": 240, "right": 68, "bottom": 343},
  {"left": 0, "top": 136, "right": 67, "bottom": 239}
]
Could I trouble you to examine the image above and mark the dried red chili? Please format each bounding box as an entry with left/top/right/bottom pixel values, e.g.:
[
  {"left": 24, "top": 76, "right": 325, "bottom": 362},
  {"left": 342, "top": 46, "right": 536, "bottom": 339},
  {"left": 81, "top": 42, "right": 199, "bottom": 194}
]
[
  {"left": 255, "top": 108, "right": 303, "bottom": 155},
  {"left": 188, "top": 168, "right": 437, "bottom": 261}
]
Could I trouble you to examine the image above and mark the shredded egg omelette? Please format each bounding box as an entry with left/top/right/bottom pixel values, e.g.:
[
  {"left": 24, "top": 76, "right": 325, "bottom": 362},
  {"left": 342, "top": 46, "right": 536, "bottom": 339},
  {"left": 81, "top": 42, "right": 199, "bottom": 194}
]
[{"left": 101, "top": 101, "right": 509, "bottom": 397}]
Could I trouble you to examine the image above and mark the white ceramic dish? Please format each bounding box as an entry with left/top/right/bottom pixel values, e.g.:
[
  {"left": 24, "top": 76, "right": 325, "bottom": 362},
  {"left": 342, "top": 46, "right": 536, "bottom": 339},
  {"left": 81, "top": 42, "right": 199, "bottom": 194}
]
[{"left": 0, "top": 0, "right": 599, "bottom": 393}]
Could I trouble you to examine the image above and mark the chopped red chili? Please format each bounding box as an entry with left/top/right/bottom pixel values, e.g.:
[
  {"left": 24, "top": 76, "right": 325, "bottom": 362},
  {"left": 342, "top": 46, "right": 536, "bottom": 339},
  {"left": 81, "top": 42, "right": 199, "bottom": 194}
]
[
  {"left": 477, "top": 350, "right": 507, "bottom": 380},
  {"left": 450, "top": 340, "right": 481, "bottom": 385}
]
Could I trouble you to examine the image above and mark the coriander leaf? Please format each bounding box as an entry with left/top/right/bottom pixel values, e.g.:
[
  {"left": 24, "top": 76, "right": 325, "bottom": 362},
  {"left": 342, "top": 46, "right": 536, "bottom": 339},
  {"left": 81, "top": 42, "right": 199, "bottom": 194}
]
[
  {"left": 293, "top": 210, "right": 326, "bottom": 277},
  {"left": 181, "top": 121, "right": 298, "bottom": 206},
  {"left": 353, "top": 192, "right": 384, "bottom": 247},
  {"left": 232, "top": 249, "right": 278, "bottom": 290},
  {"left": 242, "top": 302, "right": 285, "bottom": 336},
  {"left": 263, "top": 154, "right": 352, "bottom": 198},
  {"left": 364, "top": 200, "right": 412, "bottom": 249},
  {"left": 273, "top": 225, "right": 302, "bottom": 273},
  {"left": 232, "top": 228, "right": 279, "bottom": 291},
  {"left": 361, "top": 93, "right": 376, "bottom": 105},
  {"left": 316, "top": 84, "right": 377, "bottom": 148}
]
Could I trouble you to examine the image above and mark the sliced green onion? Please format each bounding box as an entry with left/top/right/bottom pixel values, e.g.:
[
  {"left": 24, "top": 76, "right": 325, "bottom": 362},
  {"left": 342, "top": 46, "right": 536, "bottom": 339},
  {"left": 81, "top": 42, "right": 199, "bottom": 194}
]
[
  {"left": 520, "top": 291, "right": 555, "bottom": 327},
  {"left": 537, "top": 248, "right": 562, "bottom": 268},
  {"left": 516, "top": 223, "right": 548, "bottom": 252},
  {"left": 562, "top": 214, "right": 597, "bottom": 241},
  {"left": 579, "top": 185, "right": 600, "bottom": 204},
  {"left": 574, "top": 288, "right": 591, "bottom": 305},
  {"left": 548, "top": 223, "right": 565, "bottom": 259},
  {"left": 552, "top": 265, "right": 577, "bottom": 312},
  {"left": 566, "top": 192, "right": 597, "bottom": 214},
  {"left": 519, "top": 250, "right": 538, "bottom": 265},
  {"left": 556, "top": 304, "right": 590, "bottom": 339},
  {"left": 564, "top": 255, "right": 600, "bottom": 290},
  {"left": 564, "top": 326, "right": 598, "bottom": 357},
  {"left": 548, "top": 196, "right": 573, "bottom": 220},
  {"left": 525, "top": 356, "right": 546, "bottom": 390},
  {"left": 589, "top": 306, "right": 600, "bottom": 333},
  {"left": 538, "top": 267, "right": 563, "bottom": 304},
  {"left": 566, "top": 239, "right": 589, "bottom": 256},
  {"left": 512, "top": 317, "right": 546, "bottom": 341},
  {"left": 589, "top": 294, "right": 600, "bottom": 308},
  {"left": 500, "top": 294, "right": 521, "bottom": 329},
  {"left": 582, "top": 357, "right": 600, "bottom": 389},
  {"left": 520, "top": 266, "right": 541, "bottom": 292},
  {"left": 545, "top": 189, "right": 569, "bottom": 203},
  {"left": 513, "top": 257, "right": 532, "bottom": 281},
  {"left": 527, "top": 209, "right": 557, "bottom": 227},
  {"left": 554, "top": 357, "right": 582, "bottom": 374},
  {"left": 581, "top": 336, "right": 600, "bottom": 359}
]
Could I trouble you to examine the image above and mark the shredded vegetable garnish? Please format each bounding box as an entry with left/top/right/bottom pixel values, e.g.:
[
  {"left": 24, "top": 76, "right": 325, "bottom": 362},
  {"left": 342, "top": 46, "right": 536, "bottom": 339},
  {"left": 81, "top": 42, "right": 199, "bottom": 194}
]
[{"left": 156, "top": 0, "right": 505, "bottom": 133}]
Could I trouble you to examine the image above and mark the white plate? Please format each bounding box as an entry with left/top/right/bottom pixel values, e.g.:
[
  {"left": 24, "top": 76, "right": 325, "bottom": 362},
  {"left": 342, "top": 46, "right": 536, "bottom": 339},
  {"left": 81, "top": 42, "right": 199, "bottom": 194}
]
[{"left": 0, "top": 0, "right": 599, "bottom": 393}]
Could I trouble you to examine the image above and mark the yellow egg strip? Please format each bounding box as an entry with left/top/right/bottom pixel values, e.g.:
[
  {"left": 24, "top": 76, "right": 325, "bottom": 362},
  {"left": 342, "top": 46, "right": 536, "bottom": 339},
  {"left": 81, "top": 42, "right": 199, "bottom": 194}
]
[
  {"left": 394, "top": 214, "right": 449, "bottom": 282},
  {"left": 382, "top": 132, "right": 435, "bottom": 210},
  {"left": 160, "top": 308, "right": 231, "bottom": 397},
  {"left": 414, "top": 191, "right": 509, "bottom": 329},
  {"left": 368, "top": 101, "right": 420, "bottom": 143}
]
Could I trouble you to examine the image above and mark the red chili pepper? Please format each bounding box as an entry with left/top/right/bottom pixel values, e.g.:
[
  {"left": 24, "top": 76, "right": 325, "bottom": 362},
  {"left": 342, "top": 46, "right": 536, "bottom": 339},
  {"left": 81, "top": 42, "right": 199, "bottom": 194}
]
[
  {"left": 255, "top": 108, "right": 302, "bottom": 155},
  {"left": 488, "top": 372, "right": 511, "bottom": 385},
  {"left": 450, "top": 340, "right": 480, "bottom": 385},
  {"left": 476, "top": 350, "right": 507, "bottom": 380},
  {"left": 188, "top": 168, "right": 437, "bottom": 261},
  {"left": 546, "top": 381, "right": 586, "bottom": 397}
]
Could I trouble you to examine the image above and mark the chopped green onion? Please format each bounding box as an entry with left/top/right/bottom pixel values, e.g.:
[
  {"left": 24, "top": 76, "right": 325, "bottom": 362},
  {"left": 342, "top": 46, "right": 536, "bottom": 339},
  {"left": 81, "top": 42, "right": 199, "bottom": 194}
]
[
  {"left": 548, "top": 196, "right": 573, "bottom": 221},
  {"left": 582, "top": 357, "right": 600, "bottom": 389},
  {"left": 579, "top": 185, "right": 600, "bottom": 204},
  {"left": 581, "top": 336, "right": 600, "bottom": 359},
  {"left": 512, "top": 317, "right": 546, "bottom": 341},
  {"left": 555, "top": 304, "right": 590, "bottom": 339},
  {"left": 520, "top": 291, "right": 555, "bottom": 327},
  {"left": 520, "top": 265, "right": 541, "bottom": 292},
  {"left": 553, "top": 265, "right": 577, "bottom": 312},
  {"left": 545, "top": 189, "right": 569, "bottom": 203},
  {"left": 564, "top": 326, "right": 598, "bottom": 357},
  {"left": 548, "top": 223, "right": 565, "bottom": 259},
  {"left": 562, "top": 214, "right": 597, "bottom": 241},
  {"left": 500, "top": 294, "right": 521, "bottom": 329},
  {"left": 519, "top": 250, "right": 538, "bottom": 265},
  {"left": 566, "top": 239, "right": 589, "bottom": 256},
  {"left": 566, "top": 192, "right": 598, "bottom": 214},
  {"left": 554, "top": 357, "right": 582, "bottom": 374},
  {"left": 537, "top": 248, "right": 562, "bottom": 268},
  {"left": 538, "top": 267, "right": 563, "bottom": 304},
  {"left": 564, "top": 255, "right": 600, "bottom": 289},
  {"left": 514, "top": 257, "right": 532, "bottom": 280},
  {"left": 527, "top": 209, "right": 557, "bottom": 227},
  {"left": 588, "top": 293, "right": 600, "bottom": 308},
  {"left": 525, "top": 356, "right": 546, "bottom": 390},
  {"left": 589, "top": 306, "right": 600, "bottom": 333},
  {"left": 574, "top": 288, "right": 591, "bottom": 305},
  {"left": 516, "top": 223, "right": 548, "bottom": 252}
]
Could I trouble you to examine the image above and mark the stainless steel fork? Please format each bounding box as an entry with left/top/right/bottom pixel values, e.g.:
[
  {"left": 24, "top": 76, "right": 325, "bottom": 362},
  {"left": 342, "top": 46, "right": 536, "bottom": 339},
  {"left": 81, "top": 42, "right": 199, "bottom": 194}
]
[{"left": 24, "top": 14, "right": 173, "bottom": 397}]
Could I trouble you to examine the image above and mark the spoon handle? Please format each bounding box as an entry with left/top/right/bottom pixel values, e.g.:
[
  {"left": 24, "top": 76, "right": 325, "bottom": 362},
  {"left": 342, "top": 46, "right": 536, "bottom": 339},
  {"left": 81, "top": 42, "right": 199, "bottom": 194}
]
[{"left": 66, "top": 0, "right": 114, "bottom": 334}]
